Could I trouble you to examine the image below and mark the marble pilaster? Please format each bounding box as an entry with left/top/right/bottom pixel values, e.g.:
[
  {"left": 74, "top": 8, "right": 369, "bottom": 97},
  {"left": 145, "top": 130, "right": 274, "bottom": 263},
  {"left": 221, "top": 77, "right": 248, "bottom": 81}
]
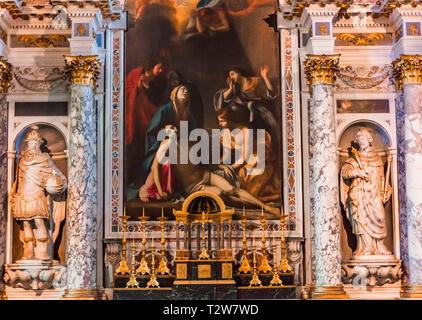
[
  {"left": 62, "top": 56, "right": 101, "bottom": 300},
  {"left": 392, "top": 55, "right": 422, "bottom": 298},
  {"left": 0, "top": 57, "right": 12, "bottom": 300},
  {"left": 304, "top": 54, "right": 348, "bottom": 299}
]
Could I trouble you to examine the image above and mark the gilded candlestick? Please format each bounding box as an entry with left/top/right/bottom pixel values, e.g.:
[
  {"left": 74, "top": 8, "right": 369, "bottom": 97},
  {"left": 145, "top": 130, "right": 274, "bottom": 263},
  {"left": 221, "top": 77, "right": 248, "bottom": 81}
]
[
  {"left": 147, "top": 237, "right": 160, "bottom": 288},
  {"left": 199, "top": 211, "right": 210, "bottom": 260},
  {"left": 249, "top": 243, "right": 262, "bottom": 287},
  {"left": 136, "top": 208, "right": 150, "bottom": 275},
  {"left": 239, "top": 207, "right": 252, "bottom": 274},
  {"left": 278, "top": 210, "right": 293, "bottom": 274},
  {"left": 115, "top": 213, "right": 131, "bottom": 275},
  {"left": 157, "top": 209, "right": 170, "bottom": 275},
  {"left": 258, "top": 208, "right": 272, "bottom": 273},
  {"left": 126, "top": 238, "right": 139, "bottom": 288},
  {"left": 270, "top": 243, "right": 282, "bottom": 286}
]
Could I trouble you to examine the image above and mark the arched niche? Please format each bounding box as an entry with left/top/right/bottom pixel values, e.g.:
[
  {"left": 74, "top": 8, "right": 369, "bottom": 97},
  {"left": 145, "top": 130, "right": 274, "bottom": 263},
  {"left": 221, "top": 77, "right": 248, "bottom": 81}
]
[
  {"left": 10, "top": 123, "right": 68, "bottom": 264},
  {"left": 338, "top": 121, "right": 395, "bottom": 262}
]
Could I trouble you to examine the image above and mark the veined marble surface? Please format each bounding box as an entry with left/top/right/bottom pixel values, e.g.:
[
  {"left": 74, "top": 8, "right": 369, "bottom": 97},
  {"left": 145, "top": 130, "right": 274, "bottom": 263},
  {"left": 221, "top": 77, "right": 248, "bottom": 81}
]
[
  {"left": 311, "top": 83, "right": 342, "bottom": 287},
  {"left": 403, "top": 84, "right": 422, "bottom": 286},
  {"left": 395, "top": 92, "right": 409, "bottom": 281},
  {"left": 66, "top": 84, "right": 98, "bottom": 289},
  {"left": 0, "top": 95, "right": 7, "bottom": 271}
]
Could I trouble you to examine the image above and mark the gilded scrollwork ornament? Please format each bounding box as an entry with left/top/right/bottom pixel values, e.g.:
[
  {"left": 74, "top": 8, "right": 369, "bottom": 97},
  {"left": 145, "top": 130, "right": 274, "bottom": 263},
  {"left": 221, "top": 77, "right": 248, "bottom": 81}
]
[
  {"left": 392, "top": 55, "right": 422, "bottom": 90},
  {"left": 303, "top": 54, "right": 340, "bottom": 91},
  {"left": 64, "top": 55, "right": 101, "bottom": 89},
  {"left": 0, "top": 57, "right": 12, "bottom": 94}
]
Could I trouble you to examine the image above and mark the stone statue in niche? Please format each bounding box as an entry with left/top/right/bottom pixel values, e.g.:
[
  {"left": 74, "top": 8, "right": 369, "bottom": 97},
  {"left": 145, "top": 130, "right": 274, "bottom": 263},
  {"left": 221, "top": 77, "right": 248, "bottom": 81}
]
[
  {"left": 340, "top": 127, "right": 392, "bottom": 257},
  {"left": 9, "top": 125, "right": 67, "bottom": 261}
]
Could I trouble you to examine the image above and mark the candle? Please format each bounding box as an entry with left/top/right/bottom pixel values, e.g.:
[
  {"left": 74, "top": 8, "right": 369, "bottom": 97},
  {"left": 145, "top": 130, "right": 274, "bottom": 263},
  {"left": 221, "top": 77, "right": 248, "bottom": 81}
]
[
  {"left": 162, "top": 207, "right": 164, "bottom": 218},
  {"left": 261, "top": 206, "right": 264, "bottom": 217},
  {"left": 243, "top": 206, "right": 245, "bottom": 217},
  {"left": 142, "top": 207, "right": 145, "bottom": 217}
]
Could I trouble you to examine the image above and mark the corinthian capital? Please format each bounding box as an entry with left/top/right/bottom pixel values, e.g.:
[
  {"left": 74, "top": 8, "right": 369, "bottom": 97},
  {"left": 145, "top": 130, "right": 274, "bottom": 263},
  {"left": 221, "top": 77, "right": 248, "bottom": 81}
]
[
  {"left": 64, "top": 55, "right": 101, "bottom": 88},
  {"left": 0, "top": 57, "right": 12, "bottom": 94},
  {"left": 391, "top": 55, "right": 422, "bottom": 90},
  {"left": 303, "top": 54, "right": 340, "bottom": 90}
]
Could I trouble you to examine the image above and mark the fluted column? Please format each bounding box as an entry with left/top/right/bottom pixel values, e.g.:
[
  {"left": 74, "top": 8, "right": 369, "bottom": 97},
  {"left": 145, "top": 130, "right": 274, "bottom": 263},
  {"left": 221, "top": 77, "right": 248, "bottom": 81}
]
[
  {"left": 0, "top": 57, "right": 11, "bottom": 300},
  {"left": 61, "top": 55, "right": 101, "bottom": 300},
  {"left": 304, "top": 54, "right": 348, "bottom": 299},
  {"left": 392, "top": 55, "right": 422, "bottom": 298}
]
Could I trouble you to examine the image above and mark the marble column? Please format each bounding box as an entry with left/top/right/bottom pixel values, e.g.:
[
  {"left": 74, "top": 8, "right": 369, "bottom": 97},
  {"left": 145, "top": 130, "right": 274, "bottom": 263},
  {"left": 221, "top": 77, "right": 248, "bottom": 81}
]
[
  {"left": 62, "top": 55, "right": 101, "bottom": 300},
  {"left": 304, "top": 54, "right": 348, "bottom": 299},
  {"left": 392, "top": 55, "right": 422, "bottom": 298},
  {"left": 0, "top": 57, "right": 12, "bottom": 300}
]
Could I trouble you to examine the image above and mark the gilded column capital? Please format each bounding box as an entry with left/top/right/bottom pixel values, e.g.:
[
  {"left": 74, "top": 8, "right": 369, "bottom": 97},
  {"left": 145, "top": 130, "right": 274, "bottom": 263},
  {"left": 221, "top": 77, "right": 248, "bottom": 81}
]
[
  {"left": 392, "top": 55, "right": 422, "bottom": 90},
  {"left": 0, "top": 56, "right": 12, "bottom": 94},
  {"left": 64, "top": 55, "right": 101, "bottom": 88},
  {"left": 303, "top": 54, "right": 340, "bottom": 90}
]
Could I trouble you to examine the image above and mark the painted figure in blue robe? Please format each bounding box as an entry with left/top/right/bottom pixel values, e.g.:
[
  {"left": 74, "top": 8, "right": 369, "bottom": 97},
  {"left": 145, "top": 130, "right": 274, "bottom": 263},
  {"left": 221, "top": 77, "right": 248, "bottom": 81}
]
[{"left": 142, "top": 84, "right": 203, "bottom": 179}]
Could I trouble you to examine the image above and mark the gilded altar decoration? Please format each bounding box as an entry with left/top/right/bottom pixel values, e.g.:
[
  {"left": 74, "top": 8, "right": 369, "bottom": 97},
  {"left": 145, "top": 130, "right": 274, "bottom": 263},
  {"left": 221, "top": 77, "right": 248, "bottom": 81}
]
[
  {"left": 337, "top": 33, "right": 385, "bottom": 46},
  {"left": 115, "top": 214, "right": 130, "bottom": 275},
  {"left": 0, "top": 57, "right": 12, "bottom": 94},
  {"left": 9, "top": 126, "right": 67, "bottom": 261},
  {"left": 17, "top": 35, "right": 68, "bottom": 48},
  {"left": 64, "top": 55, "right": 101, "bottom": 88},
  {"left": 303, "top": 54, "right": 341, "bottom": 90},
  {"left": 392, "top": 55, "right": 422, "bottom": 90}
]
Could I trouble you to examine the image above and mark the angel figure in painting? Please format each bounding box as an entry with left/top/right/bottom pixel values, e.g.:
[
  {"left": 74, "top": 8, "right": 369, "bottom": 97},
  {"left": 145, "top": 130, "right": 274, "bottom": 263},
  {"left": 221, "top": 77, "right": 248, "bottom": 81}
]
[
  {"left": 214, "top": 65, "right": 280, "bottom": 156},
  {"left": 9, "top": 126, "right": 67, "bottom": 261},
  {"left": 340, "top": 128, "right": 392, "bottom": 257}
]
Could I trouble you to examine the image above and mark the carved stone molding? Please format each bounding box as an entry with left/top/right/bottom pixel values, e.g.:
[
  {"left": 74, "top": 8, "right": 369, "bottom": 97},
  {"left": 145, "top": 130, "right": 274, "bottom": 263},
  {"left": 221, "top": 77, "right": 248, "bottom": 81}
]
[
  {"left": 64, "top": 55, "right": 101, "bottom": 88},
  {"left": 337, "top": 64, "right": 390, "bottom": 90},
  {"left": 4, "top": 262, "right": 67, "bottom": 290},
  {"left": 392, "top": 55, "right": 422, "bottom": 90},
  {"left": 304, "top": 54, "right": 341, "bottom": 90},
  {"left": 12, "top": 66, "right": 68, "bottom": 93},
  {"left": 0, "top": 57, "right": 12, "bottom": 94},
  {"left": 341, "top": 256, "right": 402, "bottom": 287},
  {"left": 337, "top": 33, "right": 385, "bottom": 46},
  {"left": 14, "top": 34, "right": 69, "bottom": 48}
]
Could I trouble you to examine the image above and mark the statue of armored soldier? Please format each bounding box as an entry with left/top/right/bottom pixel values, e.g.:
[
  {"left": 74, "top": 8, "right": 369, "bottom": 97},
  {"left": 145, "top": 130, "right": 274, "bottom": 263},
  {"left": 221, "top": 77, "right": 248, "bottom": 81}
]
[{"left": 9, "top": 126, "right": 67, "bottom": 261}]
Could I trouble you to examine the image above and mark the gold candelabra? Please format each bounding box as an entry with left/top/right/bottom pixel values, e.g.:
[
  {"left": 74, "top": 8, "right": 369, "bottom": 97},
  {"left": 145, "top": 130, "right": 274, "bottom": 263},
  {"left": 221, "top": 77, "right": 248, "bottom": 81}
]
[
  {"left": 239, "top": 207, "right": 252, "bottom": 274},
  {"left": 147, "top": 237, "right": 160, "bottom": 288},
  {"left": 249, "top": 242, "right": 262, "bottom": 287},
  {"left": 136, "top": 208, "right": 151, "bottom": 275},
  {"left": 258, "top": 208, "right": 272, "bottom": 273},
  {"left": 198, "top": 211, "right": 210, "bottom": 260},
  {"left": 270, "top": 243, "right": 282, "bottom": 286},
  {"left": 157, "top": 208, "right": 170, "bottom": 275},
  {"left": 115, "top": 213, "right": 130, "bottom": 275},
  {"left": 126, "top": 238, "right": 139, "bottom": 288},
  {"left": 278, "top": 210, "right": 293, "bottom": 274}
]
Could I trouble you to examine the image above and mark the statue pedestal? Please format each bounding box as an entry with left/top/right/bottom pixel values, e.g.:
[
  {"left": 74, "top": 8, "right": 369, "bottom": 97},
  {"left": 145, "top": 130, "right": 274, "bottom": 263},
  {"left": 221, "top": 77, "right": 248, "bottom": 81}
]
[
  {"left": 3, "top": 260, "right": 67, "bottom": 299},
  {"left": 341, "top": 255, "right": 402, "bottom": 299}
]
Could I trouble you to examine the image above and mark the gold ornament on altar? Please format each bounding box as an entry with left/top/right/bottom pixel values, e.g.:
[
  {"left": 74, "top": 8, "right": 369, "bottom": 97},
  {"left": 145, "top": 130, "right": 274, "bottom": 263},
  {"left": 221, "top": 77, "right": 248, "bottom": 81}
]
[
  {"left": 157, "top": 208, "right": 170, "bottom": 275},
  {"left": 64, "top": 55, "right": 101, "bottom": 88},
  {"left": 238, "top": 207, "right": 252, "bottom": 274},
  {"left": 0, "top": 56, "right": 12, "bottom": 94},
  {"left": 337, "top": 33, "right": 385, "bottom": 46},
  {"left": 303, "top": 54, "right": 340, "bottom": 91},
  {"left": 249, "top": 241, "right": 262, "bottom": 287},
  {"left": 258, "top": 207, "right": 272, "bottom": 273},
  {"left": 146, "top": 237, "right": 160, "bottom": 288},
  {"left": 115, "top": 213, "right": 130, "bottom": 275},
  {"left": 136, "top": 208, "right": 150, "bottom": 275},
  {"left": 198, "top": 211, "right": 210, "bottom": 260},
  {"left": 126, "top": 238, "right": 139, "bottom": 288},
  {"left": 278, "top": 209, "right": 293, "bottom": 274},
  {"left": 270, "top": 243, "right": 282, "bottom": 286},
  {"left": 18, "top": 34, "right": 68, "bottom": 48},
  {"left": 392, "top": 54, "right": 422, "bottom": 90}
]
